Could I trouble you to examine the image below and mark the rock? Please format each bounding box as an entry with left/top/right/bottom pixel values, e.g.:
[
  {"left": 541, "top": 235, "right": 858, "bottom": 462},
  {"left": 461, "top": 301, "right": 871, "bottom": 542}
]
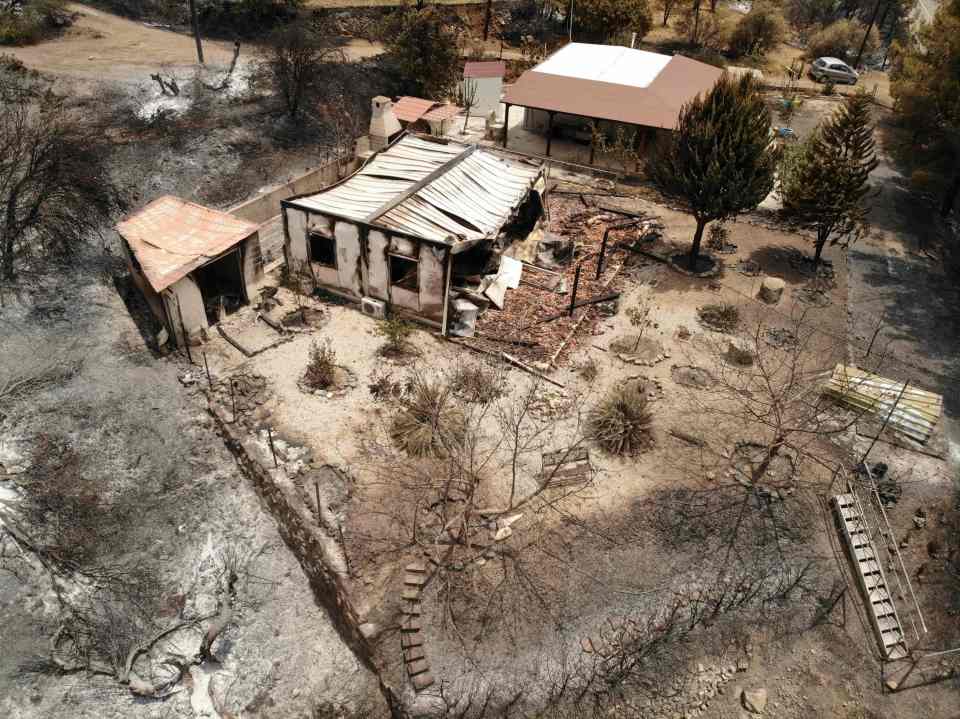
[
  {"left": 494, "top": 526, "right": 513, "bottom": 541},
  {"left": 742, "top": 688, "right": 767, "bottom": 714},
  {"left": 758, "top": 277, "right": 785, "bottom": 304}
]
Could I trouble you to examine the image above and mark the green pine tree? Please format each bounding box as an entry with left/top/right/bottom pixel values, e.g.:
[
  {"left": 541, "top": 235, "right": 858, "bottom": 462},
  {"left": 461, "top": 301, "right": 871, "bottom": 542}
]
[
  {"left": 778, "top": 92, "right": 878, "bottom": 266},
  {"left": 646, "top": 75, "right": 776, "bottom": 271}
]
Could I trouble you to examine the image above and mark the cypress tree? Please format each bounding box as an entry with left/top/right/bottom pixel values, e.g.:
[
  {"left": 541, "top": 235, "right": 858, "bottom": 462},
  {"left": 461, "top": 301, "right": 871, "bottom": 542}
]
[
  {"left": 646, "top": 74, "right": 776, "bottom": 271},
  {"left": 779, "top": 92, "right": 878, "bottom": 266}
]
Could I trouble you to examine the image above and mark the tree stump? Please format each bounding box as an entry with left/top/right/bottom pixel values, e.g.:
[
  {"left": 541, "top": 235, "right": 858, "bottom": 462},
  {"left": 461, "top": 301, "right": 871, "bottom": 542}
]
[{"left": 758, "top": 276, "right": 785, "bottom": 304}]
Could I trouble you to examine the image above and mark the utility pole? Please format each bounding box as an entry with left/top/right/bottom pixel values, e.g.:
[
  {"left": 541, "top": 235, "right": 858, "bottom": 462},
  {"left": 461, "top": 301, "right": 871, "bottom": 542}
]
[
  {"left": 189, "top": 0, "right": 204, "bottom": 65},
  {"left": 569, "top": 0, "right": 574, "bottom": 42},
  {"left": 855, "top": 0, "right": 884, "bottom": 68}
]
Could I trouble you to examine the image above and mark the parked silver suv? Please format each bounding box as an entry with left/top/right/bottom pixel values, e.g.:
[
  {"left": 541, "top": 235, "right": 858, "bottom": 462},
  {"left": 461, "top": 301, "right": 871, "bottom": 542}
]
[{"left": 810, "top": 57, "right": 859, "bottom": 85}]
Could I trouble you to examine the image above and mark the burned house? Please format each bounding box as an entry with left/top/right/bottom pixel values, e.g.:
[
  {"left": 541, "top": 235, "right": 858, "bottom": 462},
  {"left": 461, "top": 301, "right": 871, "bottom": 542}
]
[
  {"left": 117, "top": 196, "right": 263, "bottom": 346},
  {"left": 281, "top": 134, "right": 545, "bottom": 332}
]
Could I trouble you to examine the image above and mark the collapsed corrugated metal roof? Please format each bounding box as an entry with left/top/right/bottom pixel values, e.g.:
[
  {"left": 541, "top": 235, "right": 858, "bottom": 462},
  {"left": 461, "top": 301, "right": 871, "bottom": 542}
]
[
  {"left": 824, "top": 364, "right": 943, "bottom": 444},
  {"left": 288, "top": 135, "right": 543, "bottom": 244},
  {"left": 116, "top": 196, "right": 259, "bottom": 292}
]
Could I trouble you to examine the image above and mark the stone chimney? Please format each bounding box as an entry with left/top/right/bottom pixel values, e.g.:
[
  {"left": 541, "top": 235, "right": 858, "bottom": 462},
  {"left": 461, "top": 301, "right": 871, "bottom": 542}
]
[{"left": 369, "top": 96, "right": 401, "bottom": 151}]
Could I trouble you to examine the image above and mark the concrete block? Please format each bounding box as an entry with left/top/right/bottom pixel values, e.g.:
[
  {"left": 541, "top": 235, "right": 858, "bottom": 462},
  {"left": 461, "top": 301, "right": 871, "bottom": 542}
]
[{"left": 404, "top": 572, "right": 427, "bottom": 587}]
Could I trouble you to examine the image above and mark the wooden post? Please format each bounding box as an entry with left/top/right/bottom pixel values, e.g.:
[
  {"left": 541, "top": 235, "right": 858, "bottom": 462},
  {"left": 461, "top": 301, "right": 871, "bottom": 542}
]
[
  {"left": 176, "top": 297, "right": 193, "bottom": 364},
  {"left": 203, "top": 352, "right": 212, "bottom": 389},
  {"left": 230, "top": 379, "right": 237, "bottom": 423},
  {"left": 315, "top": 482, "right": 322, "bottom": 528},
  {"left": 267, "top": 426, "right": 278, "bottom": 468},
  {"left": 503, "top": 104, "right": 511, "bottom": 148},
  {"left": 546, "top": 111, "right": 555, "bottom": 157},
  {"left": 865, "top": 317, "right": 883, "bottom": 358},
  {"left": 596, "top": 227, "right": 610, "bottom": 280},
  {"left": 569, "top": 263, "right": 582, "bottom": 317}
]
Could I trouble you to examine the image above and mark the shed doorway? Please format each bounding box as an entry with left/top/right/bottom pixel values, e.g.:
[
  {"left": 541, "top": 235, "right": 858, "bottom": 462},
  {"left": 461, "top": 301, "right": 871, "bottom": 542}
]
[{"left": 194, "top": 248, "right": 248, "bottom": 325}]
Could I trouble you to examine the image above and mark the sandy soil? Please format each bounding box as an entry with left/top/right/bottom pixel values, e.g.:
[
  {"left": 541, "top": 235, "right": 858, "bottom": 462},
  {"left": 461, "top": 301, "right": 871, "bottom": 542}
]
[{"left": 5, "top": 4, "right": 383, "bottom": 83}]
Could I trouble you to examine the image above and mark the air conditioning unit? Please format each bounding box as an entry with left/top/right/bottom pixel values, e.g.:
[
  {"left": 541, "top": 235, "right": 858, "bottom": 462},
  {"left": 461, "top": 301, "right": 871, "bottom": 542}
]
[{"left": 361, "top": 296, "right": 387, "bottom": 320}]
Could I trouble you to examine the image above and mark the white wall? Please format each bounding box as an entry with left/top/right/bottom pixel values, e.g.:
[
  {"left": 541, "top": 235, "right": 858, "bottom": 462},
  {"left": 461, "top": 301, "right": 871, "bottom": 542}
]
[
  {"left": 285, "top": 207, "right": 309, "bottom": 263},
  {"left": 467, "top": 76, "right": 502, "bottom": 119},
  {"left": 366, "top": 230, "right": 390, "bottom": 301},
  {"left": 334, "top": 221, "right": 363, "bottom": 296},
  {"left": 165, "top": 275, "right": 207, "bottom": 346}
]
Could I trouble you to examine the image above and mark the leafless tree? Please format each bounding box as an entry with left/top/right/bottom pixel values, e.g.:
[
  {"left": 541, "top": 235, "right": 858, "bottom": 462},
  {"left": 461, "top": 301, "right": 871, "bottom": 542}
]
[
  {"left": 0, "top": 67, "right": 119, "bottom": 284},
  {"left": 459, "top": 77, "right": 480, "bottom": 135},
  {"left": 263, "top": 25, "right": 346, "bottom": 119},
  {"left": 354, "top": 364, "right": 600, "bottom": 637}
]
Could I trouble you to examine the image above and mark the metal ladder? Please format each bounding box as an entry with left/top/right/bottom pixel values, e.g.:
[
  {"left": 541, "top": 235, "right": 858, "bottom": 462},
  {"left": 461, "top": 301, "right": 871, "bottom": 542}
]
[{"left": 832, "top": 491, "right": 909, "bottom": 660}]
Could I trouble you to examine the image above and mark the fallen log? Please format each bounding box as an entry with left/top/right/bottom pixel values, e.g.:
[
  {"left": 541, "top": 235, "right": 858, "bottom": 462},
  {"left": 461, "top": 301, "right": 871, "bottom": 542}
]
[
  {"left": 216, "top": 324, "right": 253, "bottom": 357},
  {"left": 669, "top": 428, "right": 706, "bottom": 447},
  {"left": 474, "top": 331, "right": 539, "bottom": 348},
  {"left": 502, "top": 352, "right": 565, "bottom": 388},
  {"left": 257, "top": 312, "right": 285, "bottom": 334}
]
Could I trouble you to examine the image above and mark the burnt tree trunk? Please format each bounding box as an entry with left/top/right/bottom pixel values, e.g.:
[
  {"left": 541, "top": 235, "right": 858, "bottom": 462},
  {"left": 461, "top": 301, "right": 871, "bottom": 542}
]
[
  {"left": 689, "top": 218, "right": 707, "bottom": 271},
  {"left": 189, "top": 0, "right": 204, "bottom": 64}
]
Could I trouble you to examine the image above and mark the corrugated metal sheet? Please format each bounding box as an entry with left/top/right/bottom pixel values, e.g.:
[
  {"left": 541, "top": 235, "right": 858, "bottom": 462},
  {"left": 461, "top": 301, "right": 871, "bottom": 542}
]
[
  {"left": 290, "top": 135, "right": 542, "bottom": 244},
  {"left": 116, "top": 196, "right": 258, "bottom": 292},
  {"left": 423, "top": 103, "right": 462, "bottom": 122},
  {"left": 393, "top": 96, "right": 437, "bottom": 123},
  {"left": 824, "top": 364, "right": 943, "bottom": 444}
]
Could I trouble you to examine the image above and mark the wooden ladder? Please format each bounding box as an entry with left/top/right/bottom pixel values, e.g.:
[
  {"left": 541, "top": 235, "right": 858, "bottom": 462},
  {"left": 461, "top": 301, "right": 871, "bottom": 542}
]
[{"left": 832, "top": 492, "right": 909, "bottom": 660}]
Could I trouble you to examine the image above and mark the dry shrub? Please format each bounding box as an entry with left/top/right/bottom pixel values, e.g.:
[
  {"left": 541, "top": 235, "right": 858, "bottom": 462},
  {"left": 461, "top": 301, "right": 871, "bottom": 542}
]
[
  {"left": 304, "top": 339, "right": 337, "bottom": 389},
  {"left": 390, "top": 376, "right": 464, "bottom": 457},
  {"left": 578, "top": 357, "right": 600, "bottom": 382},
  {"left": 449, "top": 362, "right": 505, "bottom": 403},
  {"left": 697, "top": 303, "right": 740, "bottom": 333},
  {"left": 589, "top": 380, "right": 654, "bottom": 456}
]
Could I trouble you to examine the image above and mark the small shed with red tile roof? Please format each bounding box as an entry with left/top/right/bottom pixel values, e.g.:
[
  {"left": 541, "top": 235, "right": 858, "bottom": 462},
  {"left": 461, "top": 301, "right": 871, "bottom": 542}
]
[{"left": 117, "top": 196, "right": 263, "bottom": 347}]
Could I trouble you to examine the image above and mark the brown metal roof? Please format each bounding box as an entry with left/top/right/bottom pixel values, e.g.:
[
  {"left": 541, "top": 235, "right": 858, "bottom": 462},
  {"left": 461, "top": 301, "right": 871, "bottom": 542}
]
[
  {"left": 116, "top": 195, "right": 258, "bottom": 293},
  {"left": 423, "top": 103, "right": 462, "bottom": 122},
  {"left": 393, "top": 96, "right": 437, "bottom": 124},
  {"left": 503, "top": 53, "right": 723, "bottom": 130},
  {"left": 464, "top": 61, "right": 507, "bottom": 79}
]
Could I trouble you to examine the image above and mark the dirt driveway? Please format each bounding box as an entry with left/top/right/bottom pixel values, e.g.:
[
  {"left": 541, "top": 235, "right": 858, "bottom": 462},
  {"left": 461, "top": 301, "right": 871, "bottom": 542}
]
[{"left": 6, "top": 4, "right": 383, "bottom": 83}]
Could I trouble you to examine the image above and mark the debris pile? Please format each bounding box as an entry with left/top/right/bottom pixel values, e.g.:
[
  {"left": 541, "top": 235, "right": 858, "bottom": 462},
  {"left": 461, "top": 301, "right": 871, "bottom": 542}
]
[{"left": 462, "top": 196, "right": 650, "bottom": 364}]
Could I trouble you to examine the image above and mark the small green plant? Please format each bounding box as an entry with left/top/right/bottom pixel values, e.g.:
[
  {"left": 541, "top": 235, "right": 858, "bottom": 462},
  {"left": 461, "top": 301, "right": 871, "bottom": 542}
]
[
  {"left": 375, "top": 317, "right": 415, "bottom": 356},
  {"left": 821, "top": 78, "right": 836, "bottom": 96},
  {"left": 697, "top": 303, "right": 740, "bottom": 333},
  {"left": 303, "top": 339, "right": 337, "bottom": 390},
  {"left": 589, "top": 380, "right": 654, "bottom": 456}
]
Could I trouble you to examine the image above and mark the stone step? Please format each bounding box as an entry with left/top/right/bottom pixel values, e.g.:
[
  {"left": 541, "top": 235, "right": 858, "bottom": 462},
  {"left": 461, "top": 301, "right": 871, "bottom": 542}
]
[
  {"left": 412, "top": 670, "right": 435, "bottom": 691},
  {"left": 401, "top": 587, "right": 420, "bottom": 601},
  {"left": 401, "top": 616, "right": 422, "bottom": 633},
  {"left": 401, "top": 602, "right": 422, "bottom": 616},
  {"left": 407, "top": 658, "right": 429, "bottom": 676},
  {"left": 401, "top": 631, "right": 423, "bottom": 649},
  {"left": 406, "top": 561, "right": 427, "bottom": 574},
  {"left": 404, "top": 573, "right": 427, "bottom": 587},
  {"left": 403, "top": 645, "right": 425, "bottom": 663}
]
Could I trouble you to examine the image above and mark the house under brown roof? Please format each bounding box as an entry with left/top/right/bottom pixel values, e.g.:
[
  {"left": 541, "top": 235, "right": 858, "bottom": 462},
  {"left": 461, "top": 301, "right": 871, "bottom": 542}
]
[{"left": 503, "top": 43, "right": 724, "bottom": 131}]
